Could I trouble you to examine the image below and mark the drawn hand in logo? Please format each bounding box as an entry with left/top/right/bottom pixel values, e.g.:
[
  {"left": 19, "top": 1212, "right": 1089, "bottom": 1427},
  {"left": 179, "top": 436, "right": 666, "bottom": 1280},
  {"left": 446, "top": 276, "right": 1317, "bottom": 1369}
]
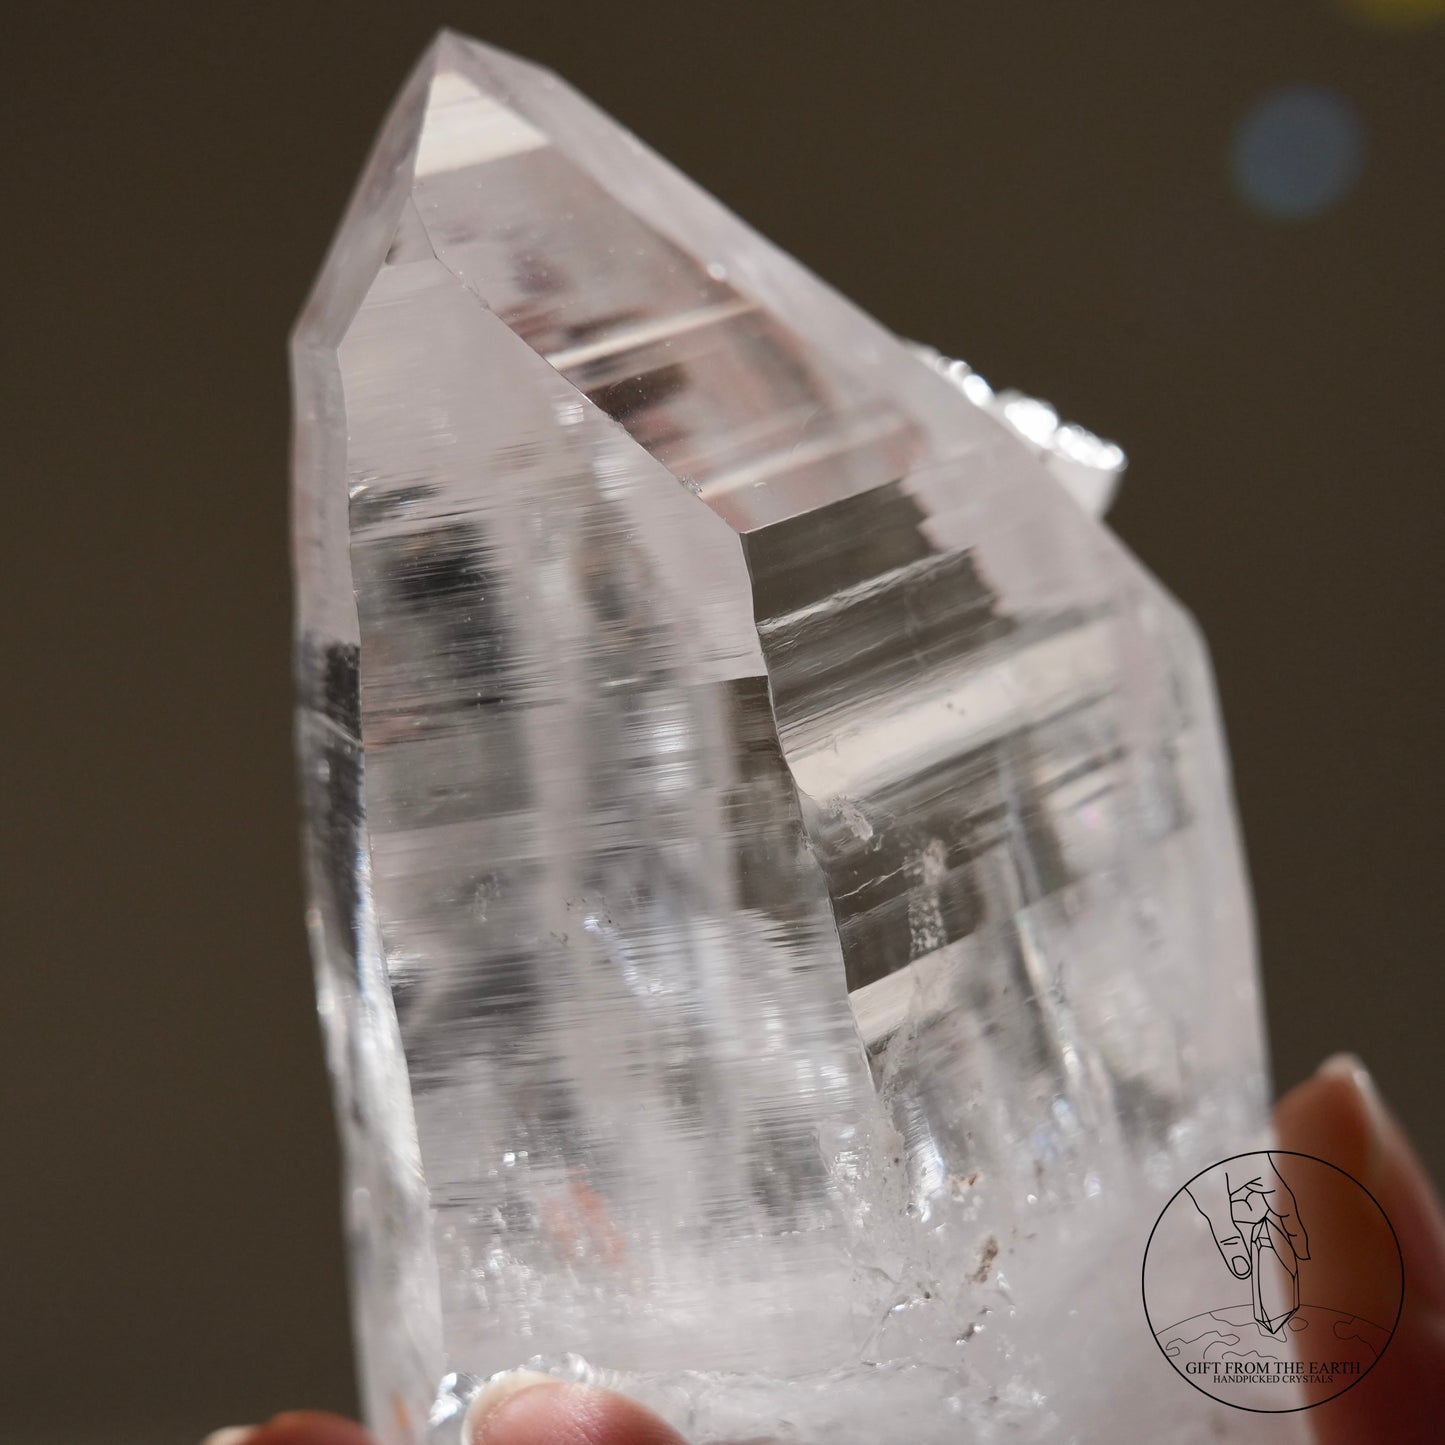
[{"left": 1186, "top": 1153, "right": 1311, "bottom": 1334}]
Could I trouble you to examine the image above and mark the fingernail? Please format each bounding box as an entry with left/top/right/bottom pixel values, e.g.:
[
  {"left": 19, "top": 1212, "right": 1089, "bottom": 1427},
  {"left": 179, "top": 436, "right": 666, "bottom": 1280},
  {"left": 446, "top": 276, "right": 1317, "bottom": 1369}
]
[
  {"left": 1311, "top": 1053, "right": 1398, "bottom": 1190},
  {"left": 1229, "top": 1253, "right": 1251, "bottom": 1278},
  {"left": 462, "top": 1370, "right": 557, "bottom": 1442},
  {"left": 1316, "top": 1053, "right": 1384, "bottom": 1125},
  {"left": 202, "top": 1432, "right": 257, "bottom": 1445}
]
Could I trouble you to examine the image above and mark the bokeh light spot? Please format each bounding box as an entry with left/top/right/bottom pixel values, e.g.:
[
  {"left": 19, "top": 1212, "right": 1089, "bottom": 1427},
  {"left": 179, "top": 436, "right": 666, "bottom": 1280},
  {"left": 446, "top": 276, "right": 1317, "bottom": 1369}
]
[{"left": 1232, "top": 86, "right": 1366, "bottom": 220}]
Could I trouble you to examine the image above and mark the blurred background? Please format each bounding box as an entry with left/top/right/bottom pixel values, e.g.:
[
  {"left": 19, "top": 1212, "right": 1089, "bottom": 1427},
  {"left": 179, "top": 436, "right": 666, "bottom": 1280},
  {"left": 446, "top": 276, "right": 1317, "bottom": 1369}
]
[{"left": 5, "top": 3, "right": 1442, "bottom": 1441}]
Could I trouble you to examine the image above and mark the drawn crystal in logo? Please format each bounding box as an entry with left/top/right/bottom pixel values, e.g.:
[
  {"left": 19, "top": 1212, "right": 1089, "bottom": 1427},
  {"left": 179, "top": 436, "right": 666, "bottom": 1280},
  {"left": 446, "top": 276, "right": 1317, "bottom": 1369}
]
[{"left": 1142, "top": 1151, "right": 1403, "bottom": 1412}]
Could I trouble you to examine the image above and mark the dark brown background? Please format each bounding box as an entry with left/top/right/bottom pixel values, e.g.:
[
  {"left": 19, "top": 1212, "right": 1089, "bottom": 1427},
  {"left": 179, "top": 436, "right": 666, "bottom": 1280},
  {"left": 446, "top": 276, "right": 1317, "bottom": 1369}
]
[{"left": 5, "top": 3, "right": 1442, "bottom": 1441}]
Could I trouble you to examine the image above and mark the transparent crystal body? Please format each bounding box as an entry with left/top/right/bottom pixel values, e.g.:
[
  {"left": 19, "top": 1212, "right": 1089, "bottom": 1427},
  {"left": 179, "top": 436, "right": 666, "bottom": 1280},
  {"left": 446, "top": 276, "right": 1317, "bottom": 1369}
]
[{"left": 292, "top": 33, "right": 1293, "bottom": 1443}]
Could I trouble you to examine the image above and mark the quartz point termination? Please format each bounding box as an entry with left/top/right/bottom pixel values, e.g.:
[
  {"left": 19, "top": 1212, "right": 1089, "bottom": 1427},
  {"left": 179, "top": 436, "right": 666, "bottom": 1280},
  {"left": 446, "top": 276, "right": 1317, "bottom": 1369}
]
[{"left": 292, "top": 33, "right": 1290, "bottom": 1444}]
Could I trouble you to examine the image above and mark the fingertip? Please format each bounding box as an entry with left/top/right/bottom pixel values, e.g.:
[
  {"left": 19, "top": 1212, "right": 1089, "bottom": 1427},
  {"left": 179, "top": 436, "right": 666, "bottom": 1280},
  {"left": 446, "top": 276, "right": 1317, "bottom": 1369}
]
[
  {"left": 465, "top": 1378, "right": 688, "bottom": 1445},
  {"left": 1274, "top": 1053, "right": 1445, "bottom": 1443},
  {"left": 1274, "top": 1053, "right": 1377, "bottom": 1179},
  {"left": 461, "top": 1369, "right": 557, "bottom": 1436},
  {"left": 1276, "top": 1052, "right": 1445, "bottom": 1288},
  {"left": 244, "top": 1413, "right": 377, "bottom": 1445}
]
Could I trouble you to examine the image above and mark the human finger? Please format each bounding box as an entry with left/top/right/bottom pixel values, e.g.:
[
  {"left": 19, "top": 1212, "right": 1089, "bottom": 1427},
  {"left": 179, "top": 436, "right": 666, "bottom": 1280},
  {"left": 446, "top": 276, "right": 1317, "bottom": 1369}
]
[
  {"left": 1185, "top": 1175, "right": 1252, "bottom": 1278},
  {"left": 1275, "top": 1054, "right": 1445, "bottom": 1444},
  {"left": 463, "top": 1371, "right": 689, "bottom": 1445},
  {"left": 203, "top": 1414, "right": 375, "bottom": 1445}
]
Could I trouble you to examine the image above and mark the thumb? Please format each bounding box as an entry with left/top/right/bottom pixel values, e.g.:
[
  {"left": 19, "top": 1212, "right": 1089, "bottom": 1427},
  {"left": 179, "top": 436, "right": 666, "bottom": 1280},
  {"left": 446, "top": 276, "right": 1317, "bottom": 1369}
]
[
  {"left": 1185, "top": 1181, "right": 1252, "bottom": 1280},
  {"left": 465, "top": 1372, "right": 689, "bottom": 1445}
]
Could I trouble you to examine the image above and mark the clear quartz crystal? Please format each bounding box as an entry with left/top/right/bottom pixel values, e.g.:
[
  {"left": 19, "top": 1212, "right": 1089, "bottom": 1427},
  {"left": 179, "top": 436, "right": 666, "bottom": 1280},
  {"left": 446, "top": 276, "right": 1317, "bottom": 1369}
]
[{"left": 292, "top": 33, "right": 1295, "bottom": 1444}]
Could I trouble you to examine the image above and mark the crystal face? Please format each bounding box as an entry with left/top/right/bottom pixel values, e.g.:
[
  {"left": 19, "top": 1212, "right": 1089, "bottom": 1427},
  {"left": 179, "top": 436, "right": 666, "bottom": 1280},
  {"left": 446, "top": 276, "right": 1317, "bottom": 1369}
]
[{"left": 293, "top": 33, "right": 1290, "bottom": 1444}]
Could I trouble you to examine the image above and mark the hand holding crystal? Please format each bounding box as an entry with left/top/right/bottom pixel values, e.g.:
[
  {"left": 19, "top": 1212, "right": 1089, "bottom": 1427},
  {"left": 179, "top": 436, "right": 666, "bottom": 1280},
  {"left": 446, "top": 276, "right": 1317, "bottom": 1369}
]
[
  {"left": 1186, "top": 1152, "right": 1310, "bottom": 1282},
  {"left": 204, "top": 1059, "right": 1445, "bottom": 1445}
]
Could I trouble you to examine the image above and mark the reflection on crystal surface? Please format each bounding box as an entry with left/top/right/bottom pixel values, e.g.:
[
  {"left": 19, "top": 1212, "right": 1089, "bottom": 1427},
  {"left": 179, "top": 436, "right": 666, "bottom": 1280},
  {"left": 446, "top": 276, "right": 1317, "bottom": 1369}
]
[{"left": 293, "top": 32, "right": 1293, "bottom": 1443}]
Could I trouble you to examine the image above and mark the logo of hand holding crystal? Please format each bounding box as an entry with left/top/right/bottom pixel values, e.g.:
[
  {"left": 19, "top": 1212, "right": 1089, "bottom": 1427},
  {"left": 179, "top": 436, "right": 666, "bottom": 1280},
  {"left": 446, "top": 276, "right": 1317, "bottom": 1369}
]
[
  {"left": 1187, "top": 1154, "right": 1310, "bottom": 1334},
  {"left": 1147, "top": 1150, "right": 1401, "bottom": 1410}
]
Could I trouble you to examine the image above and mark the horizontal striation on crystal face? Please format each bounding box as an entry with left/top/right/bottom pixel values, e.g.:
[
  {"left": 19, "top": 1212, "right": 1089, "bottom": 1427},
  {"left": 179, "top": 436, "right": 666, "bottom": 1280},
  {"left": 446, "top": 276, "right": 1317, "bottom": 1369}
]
[{"left": 292, "top": 31, "right": 1289, "bottom": 1444}]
